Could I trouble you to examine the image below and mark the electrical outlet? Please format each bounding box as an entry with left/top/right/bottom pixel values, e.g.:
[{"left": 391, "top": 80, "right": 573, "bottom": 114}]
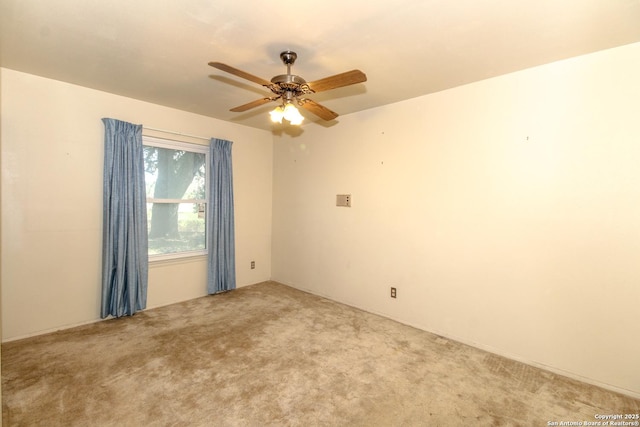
[
  {"left": 390, "top": 287, "right": 396, "bottom": 298},
  {"left": 251, "top": 261, "right": 255, "bottom": 269}
]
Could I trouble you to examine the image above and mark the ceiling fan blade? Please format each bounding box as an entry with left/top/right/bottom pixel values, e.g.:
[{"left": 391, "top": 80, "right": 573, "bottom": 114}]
[
  {"left": 307, "top": 70, "right": 367, "bottom": 93},
  {"left": 299, "top": 99, "right": 339, "bottom": 121},
  {"left": 230, "top": 97, "right": 278, "bottom": 112},
  {"left": 208, "top": 62, "right": 272, "bottom": 87}
]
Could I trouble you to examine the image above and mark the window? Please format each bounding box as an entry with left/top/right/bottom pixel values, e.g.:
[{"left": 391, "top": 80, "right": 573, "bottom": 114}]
[{"left": 143, "top": 136, "right": 208, "bottom": 260}]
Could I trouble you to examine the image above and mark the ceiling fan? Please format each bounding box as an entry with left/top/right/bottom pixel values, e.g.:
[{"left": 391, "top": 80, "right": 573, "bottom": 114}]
[{"left": 208, "top": 51, "right": 367, "bottom": 124}]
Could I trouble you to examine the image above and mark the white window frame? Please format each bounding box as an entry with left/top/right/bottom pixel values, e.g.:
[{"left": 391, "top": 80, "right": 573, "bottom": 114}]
[{"left": 143, "top": 136, "right": 209, "bottom": 262}]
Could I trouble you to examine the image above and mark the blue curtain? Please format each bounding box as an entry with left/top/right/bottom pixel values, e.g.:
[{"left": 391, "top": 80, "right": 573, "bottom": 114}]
[
  {"left": 101, "top": 118, "right": 148, "bottom": 318},
  {"left": 207, "top": 138, "right": 236, "bottom": 294}
]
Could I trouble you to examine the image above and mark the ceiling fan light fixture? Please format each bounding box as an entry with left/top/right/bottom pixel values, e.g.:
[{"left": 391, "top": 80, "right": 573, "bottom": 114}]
[{"left": 270, "top": 102, "right": 304, "bottom": 125}]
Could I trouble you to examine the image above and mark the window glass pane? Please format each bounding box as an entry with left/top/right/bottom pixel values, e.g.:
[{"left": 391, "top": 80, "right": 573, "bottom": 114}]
[
  {"left": 144, "top": 146, "right": 206, "bottom": 200},
  {"left": 147, "top": 203, "right": 206, "bottom": 255}
]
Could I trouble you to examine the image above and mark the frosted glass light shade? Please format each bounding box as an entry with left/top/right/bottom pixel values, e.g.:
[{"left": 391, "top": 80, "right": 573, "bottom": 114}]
[
  {"left": 283, "top": 103, "right": 304, "bottom": 125},
  {"left": 269, "top": 106, "right": 284, "bottom": 123},
  {"left": 270, "top": 103, "right": 304, "bottom": 125}
]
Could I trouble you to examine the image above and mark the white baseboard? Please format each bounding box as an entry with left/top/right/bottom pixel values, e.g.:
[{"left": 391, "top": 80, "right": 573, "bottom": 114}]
[{"left": 2, "top": 317, "right": 104, "bottom": 343}]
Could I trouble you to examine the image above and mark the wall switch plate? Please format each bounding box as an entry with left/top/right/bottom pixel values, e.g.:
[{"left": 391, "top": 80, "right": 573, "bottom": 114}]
[
  {"left": 336, "top": 194, "right": 351, "bottom": 207},
  {"left": 251, "top": 261, "right": 255, "bottom": 269},
  {"left": 390, "top": 287, "right": 397, "bottom": 298}
]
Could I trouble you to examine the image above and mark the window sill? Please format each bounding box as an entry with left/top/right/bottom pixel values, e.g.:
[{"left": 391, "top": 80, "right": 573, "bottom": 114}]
[{"left": 149, "top": 251, "right": 207, "bottom": 266}]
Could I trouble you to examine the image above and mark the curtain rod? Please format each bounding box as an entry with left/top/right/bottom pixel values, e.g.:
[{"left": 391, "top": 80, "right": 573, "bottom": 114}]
[{"left": 143, "top": 126, "right": 210, "bottom": 142}]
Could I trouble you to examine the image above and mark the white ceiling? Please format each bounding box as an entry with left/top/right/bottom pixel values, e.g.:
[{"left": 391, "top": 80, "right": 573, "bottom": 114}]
[{"left": 2, "top": 0, "right": 640, "bottom": 131}]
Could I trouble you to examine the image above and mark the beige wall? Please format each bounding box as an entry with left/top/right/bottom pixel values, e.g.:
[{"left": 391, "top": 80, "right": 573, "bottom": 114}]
[
  {"left": 272, "top": 42, "right": 640, "bottom": 397},
  {"left": 0, "top": 68, "right": 273, "bottom": 340}
]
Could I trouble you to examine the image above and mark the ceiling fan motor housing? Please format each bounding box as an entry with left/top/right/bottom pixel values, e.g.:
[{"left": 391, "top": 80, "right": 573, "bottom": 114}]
[
  {"left": 270, "top": 74, "right": 312, "bottom": 99},
  {"left": 271, "top": 51, "right": 312, "bottom": 98}
]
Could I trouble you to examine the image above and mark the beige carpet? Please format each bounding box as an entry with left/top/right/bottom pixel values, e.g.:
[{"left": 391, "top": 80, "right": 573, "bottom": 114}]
[{"left": 2, "top": 281, "right": 638, "bottom": 426}]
